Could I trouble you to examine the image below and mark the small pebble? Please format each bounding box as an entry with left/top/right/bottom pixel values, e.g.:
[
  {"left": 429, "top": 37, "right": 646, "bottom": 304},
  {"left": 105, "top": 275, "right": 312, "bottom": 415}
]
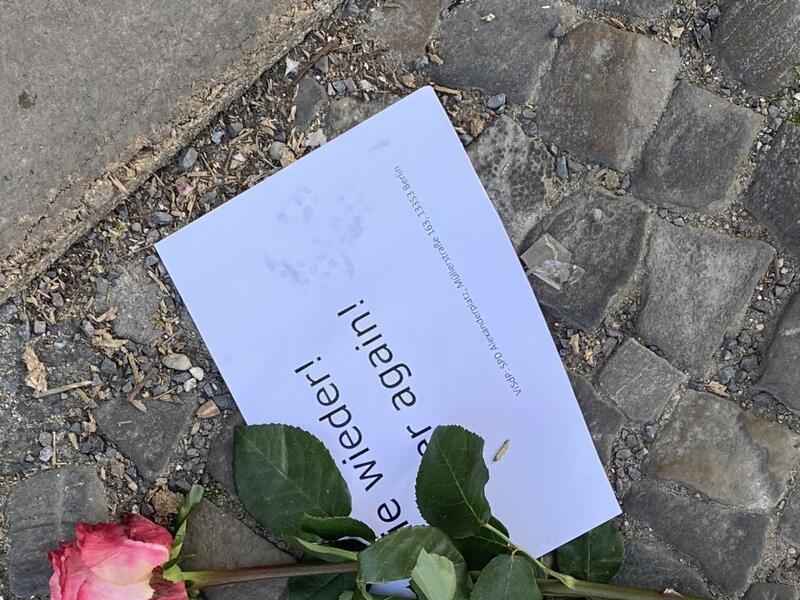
[
  {"left": 227, "top": 122, "right": 244, "bottom": 138},
  {"left": 487, "top": 93, "right": 506, "bottom": 110},
  {"left": 189, "top": 367, "right": 205, "bottom": 381},
  {"left": 741, "top": 355, "right": 760, "bottom": 372},
  {"left": 39, "top": 447, "right": 53, "bottom": 462},
  {"left": 179, "top": 147, "right": 198, "bottom": 171},
  {"left": 411, "top": 56, "right": 429, "bottom": 72},
  {"left": 268, "top": 141, "right": 287, "bottom": 161},
  {"left": 163, "top": 354, "right": 192, "bottom": 371},
  {"left": 100, "top": 358, "right": 118, "bottom": 375},
  {"left": 149, "top": 211, "right": 173, "bottom": 226},
  {"left": 753, "top": 300, "right": 771, "bottom": 313},
  {"left": 313, "top": 55, "right": 329, "bottom": 74},
  {"left": 556, "top": 156, "right": 569, "bottom": 180}
]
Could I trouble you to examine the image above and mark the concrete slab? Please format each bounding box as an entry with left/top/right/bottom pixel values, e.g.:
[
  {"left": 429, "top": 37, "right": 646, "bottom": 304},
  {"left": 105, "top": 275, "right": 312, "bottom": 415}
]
[{"left": 0, "top": 0, "right": 339, "bottom": 303}]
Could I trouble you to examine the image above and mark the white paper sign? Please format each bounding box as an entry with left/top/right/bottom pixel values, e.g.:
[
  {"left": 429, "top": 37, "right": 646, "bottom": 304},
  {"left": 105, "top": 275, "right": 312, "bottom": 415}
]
[{"left": 157, "top": 86, "right": 620, "bottom": 555}]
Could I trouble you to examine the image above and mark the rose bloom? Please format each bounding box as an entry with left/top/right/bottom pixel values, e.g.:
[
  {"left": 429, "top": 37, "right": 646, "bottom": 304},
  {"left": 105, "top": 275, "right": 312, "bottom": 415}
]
[{"left": 49, "top": 513, "right": 188, "bottom": 600}]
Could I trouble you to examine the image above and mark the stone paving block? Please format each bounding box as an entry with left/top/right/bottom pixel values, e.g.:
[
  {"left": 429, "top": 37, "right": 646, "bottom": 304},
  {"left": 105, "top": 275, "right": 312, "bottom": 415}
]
[
  {"left": 95, "top": 392, "right": 196, "bottom": 481},
  {"left": 294, "top": 76, "right": 329, "bottom": 131},
  {"left": 569, "top": 374, "right": 624, "bottom": 466},
  {"left": 598, "top": 338, "right": 686, "bottom": 422},
  {"left": 207, "top": 409, "right": 246, "bottom": 496},
  {"left": 646, "top": 390, "right": 800, "bottom": 510},
  {"left": 6, "top": 467, "right": 107, "bottom": 597},
  {"left": 467, "top": 116, "right": 556, "bottom": 251},
  {"left": 744, "top": 583, "right": 798, "bottom": 600},
  {"left": 0, "top": 0, "right": 340, "bottom": 306},
  {"left": 632, "top": 82, "right": 761, "bottom": 211},
  {"left": 747, "top": 124, "right": 800, "bottom": 259},
  {"left": 779, "top": 484, "right": 800, "bottom": 547},
  {"left": 537, "top": 23, "right": 680, "bottom": 172},
  {"left": 101, "top": 259, "right": 164, "bottom": 345},
  {"left": 612, "top": 539, "right": 709, "bottom": 597},
  {"left": 756, "top": 294, "right": 800, "bottom": 412},
  {"left": 182, "top": 500, "right": 293, "bottom": 600},
  {"left": 364, "top": 0, "right": 447, "bottom": 61},
  {"left": 714, "top": 0, "right": 800, "bottom": 95},
  {"left": 528, "top": 189, "right": 651, "bottom": 331},
  {"left": 323, "top": 93, "right": 399, "bottom": 140},
  {"left": 567, "top": 0, "right": 674, "bottom": 18},
  {"left": 432, "top": 0, "right": 572, "bottom": 103},
  {"left": 638, "top": 222, "right": 774, "bottom": 377},
  {"left": 624, "top": 480, "right": 771, "bottom": 593}
]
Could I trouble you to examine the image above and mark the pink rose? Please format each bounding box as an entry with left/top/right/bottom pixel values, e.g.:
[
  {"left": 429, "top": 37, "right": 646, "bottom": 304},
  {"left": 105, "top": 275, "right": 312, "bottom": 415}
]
[{"left": 48, "top": 513, "right": 188, "bottom": 600}]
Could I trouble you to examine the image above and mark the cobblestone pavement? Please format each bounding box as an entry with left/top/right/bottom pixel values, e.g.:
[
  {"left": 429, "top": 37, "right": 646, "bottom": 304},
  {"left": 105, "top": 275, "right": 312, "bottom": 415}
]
[{"left": 2, "top": 1, "right": 800, "bottom": 598}]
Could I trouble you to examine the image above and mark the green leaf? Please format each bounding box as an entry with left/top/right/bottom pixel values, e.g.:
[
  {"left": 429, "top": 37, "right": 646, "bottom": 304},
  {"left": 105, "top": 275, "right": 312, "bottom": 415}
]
[
  {"left": 234, "top": 424, "right": 351, "bottom": 538},
  {"left": 411, "top": 550, "right": 458, "bottom": 600},
  {"left": 301, "top": 515, "right": 376, "bottom": 543},
  {"left": 470, "top": 554, "right": 541, "bottom": 600},
  {"left": 288, "top": 572, "right": 357, "bottom": 600},
  {"left": 168, "top": 484, "right": 204, "bottom": 562},
  {"left": 556, "top": 521, "right": 624, "bottom": 583},
  {"left": 415, "top": 426, "right": 491, "bottom": 539},
  {"left": 357, "top": 526, "right": 468, "bottom": 594},
  {"left": 453, "top": 517, "right": 510, "bottom": 570},
  {"left": 295, "top": 537, "right": 360, "bottom": 563}
]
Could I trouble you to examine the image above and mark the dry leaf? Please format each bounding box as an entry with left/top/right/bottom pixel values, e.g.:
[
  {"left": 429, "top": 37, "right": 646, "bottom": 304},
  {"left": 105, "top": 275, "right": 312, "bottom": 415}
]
[
  {"left": 399, "top": 73, "right": 416, "bottom": 89},
  {"left": 468, "top": 116, "right": 486, "bottom": 138},
  {"left": 92, "top": 330, "right": 128, "bottom": 354},
  {"left": 279, "top": 147, "right": 296, "bottom": 168},
  {"left": 707, "top": 381, "right": 728, "bottom": 397},
  {"left": 584, "top": 346, "right": 595, "bottom": 366},
  {"left": 94, "top": 306, "right": 117, "bottom": 323},
  {"left": 22, "top": 346, "right": 48, "bottom": 394},
  {"left": 493, "top": 440, "right": 510, "bottom": 462},
  {"left": 669, "top": 24, "right": 685, "bottom": 38}
]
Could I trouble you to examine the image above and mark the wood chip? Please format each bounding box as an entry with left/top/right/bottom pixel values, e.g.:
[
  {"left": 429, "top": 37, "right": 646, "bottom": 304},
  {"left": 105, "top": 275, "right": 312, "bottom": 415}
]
[
  {"left": 197, "top": 400, "right": 221, "bottom": 419},
  {"left": 569, "top": 333, "right": 581, "bottom": 355},
  {"left": 707, "top": 381, "right": 728, "bottom": 397},
  {"left": 432, "top": 84, "right": 461, "bottom": 95},
  {"left": 584, "top": 345, "right": 595, "bottom": 367},
  {"left": 83, "top": 413, "right": 97, "bottom": 434},
  {"left": 22, "top": 346, "right": 48, "bottom": 394},
  {"left": 35, "top": 380, "right": 92, "bottom": 399},
  {"left": 129, "top": 397, "right": 147, "bottom": 413},
  {"left": 608, "top": 17, "right": 625, "bottom": 29},
  {"left": 108, "top": 175, "right": 128, "bottom": 194}
]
